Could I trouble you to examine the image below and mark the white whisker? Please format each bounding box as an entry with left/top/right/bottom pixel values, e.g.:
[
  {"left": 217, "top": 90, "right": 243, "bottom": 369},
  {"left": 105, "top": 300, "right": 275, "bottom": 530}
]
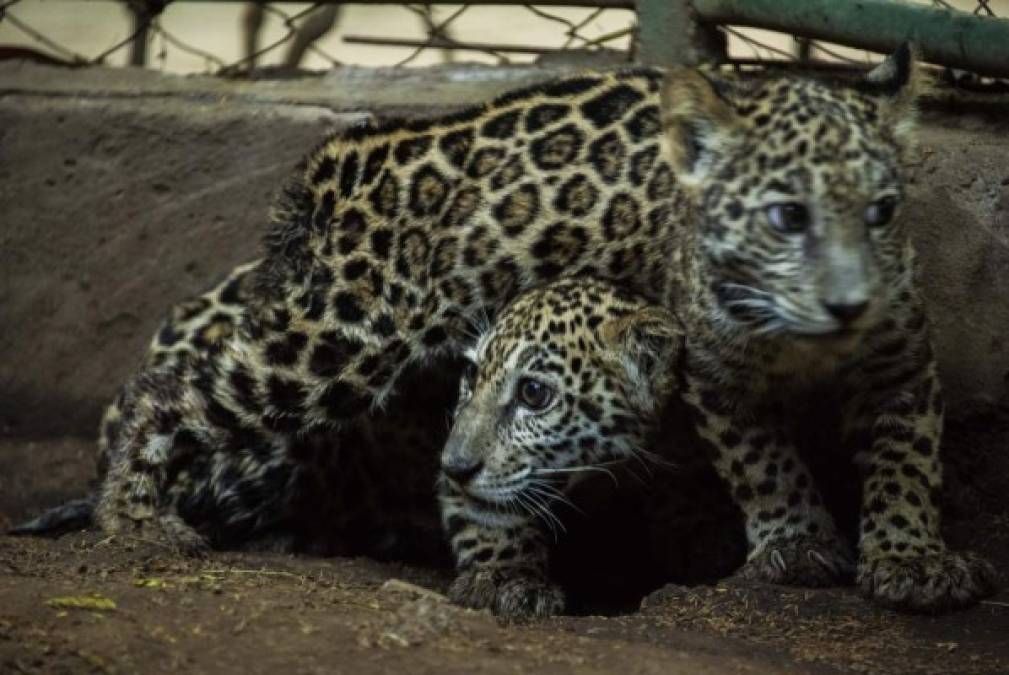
[
  {"left": 719, "top": 282, "right": 773, "bottom": 298},
  {"left": 724, "top": 298, "right": 775, "bottom": 311},
  {"left": 527, "top": 482, "right": 584, "bottom": 518},
  {"left": 520, "top": 490, "right": 565, "bottom": 539},
  {"left": 504, "top": 493, "right": 521, "bottom": 521},
  {"left": 626, "top": 442, "right": 677, "bottom": 471},
  {"left": 532, "top": 493, "right": 566, "bottom": 536},
  {"left": 534, "top": 464, "right": 621, "bottom": 488},
  {"left": 625, "top": 445, "right": 655, "bottom": 479}
]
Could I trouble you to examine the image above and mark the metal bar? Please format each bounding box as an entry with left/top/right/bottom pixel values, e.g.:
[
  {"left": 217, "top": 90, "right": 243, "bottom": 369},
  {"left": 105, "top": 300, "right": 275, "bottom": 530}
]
[
  {"left": 636, "top": 0, "right": 693, "bottom": 65},
  {"left": 127, "top": 7, "right": 150, "bottom": 66},
  {"left": 77, "top": 0, "right": 634, "bottom": 5},
  {"left": 728, "top": 57, "right": 871, "bottom": 72},
  {"left": 691, "top": 0, "right": 1009, "bottom": 78},
  {"left": 636, "top": 0, "right": 726, "bottom": 66},
  {"left": 343, "top": 34, "right": 567, "bottom": 54}
]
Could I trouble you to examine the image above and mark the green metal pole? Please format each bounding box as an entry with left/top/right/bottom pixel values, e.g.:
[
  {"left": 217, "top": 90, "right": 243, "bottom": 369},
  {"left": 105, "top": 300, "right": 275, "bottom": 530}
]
[
  {"left": 84, "top": 0, "right": 634, "bottom": 5},
  {"left": 636, "top": 0, "right": 726, "bottom": 66},
  {"left": 692, "top": 0, "right": 1009, "bottom": 78},
  {"left": 637, "top": 0, "right": 691, "bottom": 65}
]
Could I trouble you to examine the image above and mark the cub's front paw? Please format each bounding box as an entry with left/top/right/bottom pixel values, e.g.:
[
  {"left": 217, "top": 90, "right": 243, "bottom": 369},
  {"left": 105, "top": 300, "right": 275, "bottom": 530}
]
[
  {"left": 858, "top": 552, "right": 999, "bottom": 613},
  {"left": 448, "top": 567, "right": 564, "bottom": 622},
  {"left": 738, "top": 535, "right": 855, "bottom": 587}
]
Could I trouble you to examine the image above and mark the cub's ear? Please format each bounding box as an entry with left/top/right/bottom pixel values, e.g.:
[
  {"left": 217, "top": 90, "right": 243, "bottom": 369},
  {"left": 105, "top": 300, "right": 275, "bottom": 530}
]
[
  {"left": 602, "top": 306, "right": 683, "bottom": 416},
  {"left": 661, "top": 68, "right": 744, "bottom": 186},
  {"left": 863, "top": 42, "right": 917, "bottom": 96},
  {"left": 861, "top": 42, "right": 919, "bottom": 146}
]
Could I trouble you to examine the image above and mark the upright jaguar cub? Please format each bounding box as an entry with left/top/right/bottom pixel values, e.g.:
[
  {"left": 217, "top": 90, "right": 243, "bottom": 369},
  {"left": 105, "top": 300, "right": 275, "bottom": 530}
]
[{"left": 17, "top": 45, "right": 995, "bottom": 615}]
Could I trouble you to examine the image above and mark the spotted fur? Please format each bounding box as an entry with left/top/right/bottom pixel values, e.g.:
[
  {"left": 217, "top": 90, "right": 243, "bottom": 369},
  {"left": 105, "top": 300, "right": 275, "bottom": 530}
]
[
  {"left": 95, "top": 260, "right": 262, "bottom": 476},
  {"left": 22, "top": 266, "right": 453, "bottom": 560}
]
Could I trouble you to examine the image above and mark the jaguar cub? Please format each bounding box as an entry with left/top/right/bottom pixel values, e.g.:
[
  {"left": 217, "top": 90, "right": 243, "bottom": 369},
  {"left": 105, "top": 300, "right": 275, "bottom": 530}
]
[
  {"left": 439, "top": 277, "right": 681, "bottom": 619},
  {"left": 662, "top": 49, "right": 997, "bottom": 611}
]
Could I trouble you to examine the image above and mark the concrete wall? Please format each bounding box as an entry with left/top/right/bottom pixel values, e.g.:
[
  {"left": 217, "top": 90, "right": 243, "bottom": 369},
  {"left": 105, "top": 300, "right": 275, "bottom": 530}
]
[
  {"left": 1, "top": 61, "right": 1007, "bottom": 439},
  {"left": 907, "top": 113, "right": 1009, "bottom": 415}
]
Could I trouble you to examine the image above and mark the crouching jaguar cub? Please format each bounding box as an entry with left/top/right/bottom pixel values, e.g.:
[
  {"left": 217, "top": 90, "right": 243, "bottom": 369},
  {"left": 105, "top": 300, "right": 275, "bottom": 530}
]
[{"left": 439, "top": 277, "right": 682, "bottom": 619}]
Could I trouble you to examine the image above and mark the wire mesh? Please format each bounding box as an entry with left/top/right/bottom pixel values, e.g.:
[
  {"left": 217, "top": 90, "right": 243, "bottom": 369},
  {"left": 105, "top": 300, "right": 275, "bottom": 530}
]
[
  {"left": 0, "top": 0, "right": 1005, "bottom": 84},
  {"left": 0, "top": 1, "right": 637, "bottom": 73}
]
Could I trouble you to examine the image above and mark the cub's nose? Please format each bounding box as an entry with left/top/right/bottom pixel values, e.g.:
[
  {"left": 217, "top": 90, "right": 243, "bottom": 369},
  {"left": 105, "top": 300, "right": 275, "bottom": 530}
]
[
  {"left": 822, "top": 300, "right": 868, "bottom": 324},
  {"left": 442, "top": 456, "right": 484, "bottom": 485}
]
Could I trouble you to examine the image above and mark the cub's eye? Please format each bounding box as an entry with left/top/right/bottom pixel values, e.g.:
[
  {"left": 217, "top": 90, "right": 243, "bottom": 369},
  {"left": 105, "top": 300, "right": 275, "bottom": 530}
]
[
  {"left": 766, "top": 203, "right": 810, "bottom": 234},
  {"left": 516, "top": 377, "right": 554, "bottom": 411},
  {"left": 865, "top": 196, "right": 898, "bottom": 227},
  {"left": 462, "top": 360, "right": 478, "bottom": 386}
]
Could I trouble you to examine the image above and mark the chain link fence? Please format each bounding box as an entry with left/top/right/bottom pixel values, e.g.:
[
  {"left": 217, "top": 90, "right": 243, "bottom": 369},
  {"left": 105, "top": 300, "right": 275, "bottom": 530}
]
[
  {"left": 0, "top": 0, "right": 1006, "bottom": 86},
  {"left": 0, "top": 1, "right": 637, "bottom": 73}
]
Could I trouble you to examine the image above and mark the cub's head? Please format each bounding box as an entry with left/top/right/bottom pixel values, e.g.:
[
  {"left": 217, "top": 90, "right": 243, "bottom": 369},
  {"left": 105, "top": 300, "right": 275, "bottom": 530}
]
[
  {"left": 440, "top": 278, "right": 681, "bottom": 526},
  {"left": 662, "top": 45, "right": 919, "bottom": 339}
]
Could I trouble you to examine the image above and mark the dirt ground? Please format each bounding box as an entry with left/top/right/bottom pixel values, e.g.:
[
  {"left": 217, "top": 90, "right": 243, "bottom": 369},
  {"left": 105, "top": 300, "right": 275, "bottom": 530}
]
[
  {"left": 0, "top": 364, "right": 1006, "bottom": 674},
  {"left": 3, "top": 62, "right": 1009, "bottom": 673},
  {"left": 3, "top": 409, "right": 1008, "bottom": 675},
  {"left": 5, "top": 365, "right": 1009, "bottom": 672}
]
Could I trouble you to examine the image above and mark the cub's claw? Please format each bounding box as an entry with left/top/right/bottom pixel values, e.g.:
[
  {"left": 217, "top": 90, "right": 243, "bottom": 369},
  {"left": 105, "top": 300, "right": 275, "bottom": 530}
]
[{"left": 738, "top": 535, "right": 855, "bottom": 587}]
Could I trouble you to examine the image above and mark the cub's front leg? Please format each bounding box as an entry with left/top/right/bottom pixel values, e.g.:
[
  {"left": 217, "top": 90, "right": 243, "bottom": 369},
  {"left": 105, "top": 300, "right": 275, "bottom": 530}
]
[
  {"left": 852, "top": 359, "right": 998, "bottom": 612},
  {"left": 439, "top": 483, "right": 563, "bottom": 621},
  {"left": 683, "top": 372, "right": 854, "bottom": 587}
]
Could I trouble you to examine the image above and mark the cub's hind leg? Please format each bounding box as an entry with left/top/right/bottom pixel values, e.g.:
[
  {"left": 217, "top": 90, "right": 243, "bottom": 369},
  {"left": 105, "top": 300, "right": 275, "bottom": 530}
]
[
  {"left": 93, "top": 369, "right": 214, "bottom": 554},
  {"left": 93, "top": 357, "right": 297, "bottom": 554}
]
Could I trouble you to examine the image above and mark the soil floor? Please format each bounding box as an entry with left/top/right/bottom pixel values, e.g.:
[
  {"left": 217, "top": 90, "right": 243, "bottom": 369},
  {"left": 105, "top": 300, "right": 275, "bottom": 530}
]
[{"left": 2, "top": 418, "right": 1008, "bottom": 675}]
